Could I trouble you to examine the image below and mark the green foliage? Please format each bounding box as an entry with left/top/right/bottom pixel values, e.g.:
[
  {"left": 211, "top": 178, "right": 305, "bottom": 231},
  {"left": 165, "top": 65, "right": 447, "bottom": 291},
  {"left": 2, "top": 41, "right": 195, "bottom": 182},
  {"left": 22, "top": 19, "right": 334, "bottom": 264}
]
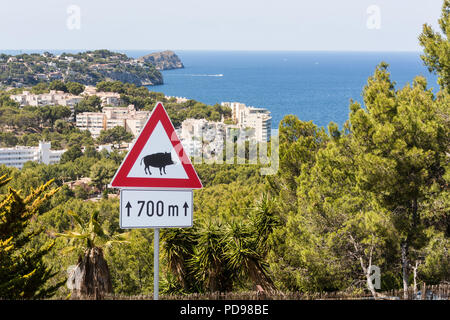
[
  {"left": 49, "top": 80, "right": 67, "bottom": 92},
  {"left": 266, "top": 62, "right": 449, "bottom": 294},
  {"left": 419, "top": 0, "right": 450, "bottom": 92},
  {"left": 39, "top": 105, "right": 72, "bottom": 128},
  {"left": 349, "top": 64, "right": 448, "bottom": 291},
  {"left": 419, "top": 230, "right": 450, "bottom": 284},
  {"left": 60, "top": 144, "right": 83, "bottom": 164},
  {"left": 30, "top": 83, "right": 49, "bottom": 94},
  {"left": 161, "top": 195, "right": 277, "bottom": 294},
  {"left": 0, "top": 177, "right": 63, "bottom": 299},
  {"left": 66, "top": 82, "right": 85, "bottom": 95},
  {"left": 56, "top": 210, "right": 129, "bottom": 252},
  {"left": 195, "top": 163, "right": 264, "bottom": 187},
  {"left": 0, "top": 131, "right": 19, "bottom": 147},
  {"left": 107, "top": 230, "right": 154, "bottom": 295},
  {"left": 97, "top": 126, "right": 133, "bottom": 145},
  {"left": 89, "top": 159, "right": 118, "bottom": 191},
  {"left": 75, "top": 95, "right": 102, "bottom": 113}
]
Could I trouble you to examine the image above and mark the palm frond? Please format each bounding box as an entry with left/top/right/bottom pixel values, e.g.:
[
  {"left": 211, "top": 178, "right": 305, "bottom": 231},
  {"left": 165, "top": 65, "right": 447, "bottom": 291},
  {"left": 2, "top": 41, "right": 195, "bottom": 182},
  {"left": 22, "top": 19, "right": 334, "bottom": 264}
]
[{"left": 55, "top": 231, "right": 89, "bottom": 239}]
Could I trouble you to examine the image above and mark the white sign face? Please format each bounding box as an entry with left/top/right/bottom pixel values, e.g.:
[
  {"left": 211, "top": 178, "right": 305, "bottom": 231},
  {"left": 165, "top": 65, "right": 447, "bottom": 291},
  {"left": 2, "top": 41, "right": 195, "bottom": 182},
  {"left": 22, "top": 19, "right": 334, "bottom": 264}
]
[
  {"left": 127, "top": 122, "right": 188, "bottom": 179},
  {"left": 120, "top": 189, "right": 193, "bottom": 228}
]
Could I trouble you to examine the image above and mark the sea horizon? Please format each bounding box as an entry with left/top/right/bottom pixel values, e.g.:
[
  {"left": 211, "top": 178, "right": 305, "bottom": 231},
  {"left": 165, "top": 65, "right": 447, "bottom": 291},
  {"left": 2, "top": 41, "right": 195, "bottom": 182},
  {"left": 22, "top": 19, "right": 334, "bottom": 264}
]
[
  {"left": 0, "top": 49, "right": 427, "bottom": 55},
  {"left": 149, "top": 51, "right": 439, "bottom": 130}
]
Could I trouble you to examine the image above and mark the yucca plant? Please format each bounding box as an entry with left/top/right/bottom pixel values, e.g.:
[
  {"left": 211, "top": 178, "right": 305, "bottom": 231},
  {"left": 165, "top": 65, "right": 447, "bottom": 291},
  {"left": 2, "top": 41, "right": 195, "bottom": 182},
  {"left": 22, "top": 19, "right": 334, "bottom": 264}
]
[
  {"left": 188, "top": 220, "right": 234, "bottom": 292},
  {"left": 224, "top": 220, "right": 276, "bottom": 292},
  {"left": 161, "top": 226, "right": 198, "bottom": 292},
  {"left": 161, "top": 195, "right": 279, "bottom": 294},
  {"left": 56, "top": 210, "right": 129, "bottom": 299},
  {"left": 250, "top": 193, "right": 280, "bottom": 254}
]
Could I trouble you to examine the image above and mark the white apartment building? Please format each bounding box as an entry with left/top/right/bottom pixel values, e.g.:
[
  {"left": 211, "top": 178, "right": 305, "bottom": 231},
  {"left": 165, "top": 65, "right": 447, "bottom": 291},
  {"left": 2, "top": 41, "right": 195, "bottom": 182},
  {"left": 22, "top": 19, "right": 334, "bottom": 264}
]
[
  {"left": 179, "top": 118, "right": 265, "bottom": 159},
  {"left": 165, "top": 95, "right": 189, "bottom": 104},
  {"left": 10, "top": 90, "right": 83, "bottom": 110},
  {"left": 181, "top": 118, "right": 208, "bottom": 140},
  {"left": 76, "top": 104, "right": 149, "bottom": 138},
  {"left": 0, "top": 142, "right": 66, "bottom": 169},
  {"left": 180, "top": 118, "right": 227, "bottom": 158},
  {"left": 241, "top": 106, "right": 272, "bottom": 142},
  {"left": 180, "top": 139, "right": 203, "bottom": 157},
  {"left": 221, "top": 102, "right": 272, "bottom": 142},
  {"left": 76, "top": 112, "right": 104, "bottom": 137},
  {"left": 10, "top": 87, "right": 121, "bottom": 117},
  {"left": 82, "top": 86, "right": 121, "bottom": 106}
]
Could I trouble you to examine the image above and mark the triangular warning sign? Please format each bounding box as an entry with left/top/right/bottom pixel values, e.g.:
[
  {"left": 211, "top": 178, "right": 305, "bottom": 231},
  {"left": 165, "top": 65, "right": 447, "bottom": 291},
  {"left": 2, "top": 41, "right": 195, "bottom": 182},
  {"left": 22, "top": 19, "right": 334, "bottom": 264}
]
[{"left": 110, "top": 102, "right": 203, "bottom": 189}]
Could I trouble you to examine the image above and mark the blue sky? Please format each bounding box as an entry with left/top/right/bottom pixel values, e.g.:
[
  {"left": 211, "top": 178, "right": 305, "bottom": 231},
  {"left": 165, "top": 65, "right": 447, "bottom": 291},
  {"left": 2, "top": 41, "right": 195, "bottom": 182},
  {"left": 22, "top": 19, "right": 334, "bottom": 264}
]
[{"left": 0, "top": 0, "right": 443, "bottom": 51}]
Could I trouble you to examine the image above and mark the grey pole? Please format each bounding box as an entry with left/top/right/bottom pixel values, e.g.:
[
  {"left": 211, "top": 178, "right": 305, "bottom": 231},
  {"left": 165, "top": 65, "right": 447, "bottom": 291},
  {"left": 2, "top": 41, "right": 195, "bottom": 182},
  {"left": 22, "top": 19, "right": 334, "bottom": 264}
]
[{"left": 154, "top": 227, "right": 160, "bottom": 300}]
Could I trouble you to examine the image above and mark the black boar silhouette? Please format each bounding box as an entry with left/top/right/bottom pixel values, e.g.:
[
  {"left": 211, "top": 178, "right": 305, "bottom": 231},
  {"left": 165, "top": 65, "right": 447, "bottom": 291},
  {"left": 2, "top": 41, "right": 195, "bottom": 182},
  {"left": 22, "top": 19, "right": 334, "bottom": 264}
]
[{"left": 140, "top": 152, "right": 175, "bottom": 175}]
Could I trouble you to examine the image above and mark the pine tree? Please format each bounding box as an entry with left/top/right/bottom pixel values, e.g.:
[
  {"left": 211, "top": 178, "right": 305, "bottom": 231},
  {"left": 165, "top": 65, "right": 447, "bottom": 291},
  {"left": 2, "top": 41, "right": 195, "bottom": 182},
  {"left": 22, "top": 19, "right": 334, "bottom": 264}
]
[
  {"left": 349, "top": 64, "right": 448, "bottom": 297},
  {"left": 419, "top": 0, "right": 450, "bottom": 93},
  {"left": 0, "top": 175, "right": 62, "bottom": 299}
]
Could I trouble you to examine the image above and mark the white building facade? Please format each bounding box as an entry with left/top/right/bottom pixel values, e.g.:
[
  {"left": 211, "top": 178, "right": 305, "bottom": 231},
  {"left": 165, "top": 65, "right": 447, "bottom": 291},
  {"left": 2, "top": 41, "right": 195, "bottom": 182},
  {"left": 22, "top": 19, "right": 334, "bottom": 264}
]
[
  {"left": 10, "top": 90, "right": 83, "bottom": 116},
  {"left": 0, "top": 142, "right": 66, "bottom": 169},
  {"left": 76, "top": 105, "right": 149, "bottom": 138},
  {"left": 221, "top": 102, "right": 272, "bottom": 142}
]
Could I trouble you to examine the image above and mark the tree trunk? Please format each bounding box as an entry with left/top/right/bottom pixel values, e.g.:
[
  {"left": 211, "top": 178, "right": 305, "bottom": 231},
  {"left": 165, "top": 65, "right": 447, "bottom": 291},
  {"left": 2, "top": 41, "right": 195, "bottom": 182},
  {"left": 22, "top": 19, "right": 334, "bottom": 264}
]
[
  {"left": 401, "top": 241, "right": 409, "bottom": 299},
  {"left": 69, "top": 247, "right": 113, "bottom": 299},
  {"left": 402, "top": 198, "right": 418, "bottom": 299},
  {"left": 412, "top": 260, "right": 420, "bottom": 295},
  {"left": 365, "top": 267, "right": 378, "bottom": 298},
  {"left": 247, "top": 260, "right": 276, "bottom": 293}
]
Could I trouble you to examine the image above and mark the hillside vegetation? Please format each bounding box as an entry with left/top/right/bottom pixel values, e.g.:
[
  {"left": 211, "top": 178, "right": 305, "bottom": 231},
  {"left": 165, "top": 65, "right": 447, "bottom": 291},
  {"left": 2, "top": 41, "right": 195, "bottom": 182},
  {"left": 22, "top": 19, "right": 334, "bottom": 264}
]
[{"left": 0, "top": 50, "right": 163, "bottom": 87}]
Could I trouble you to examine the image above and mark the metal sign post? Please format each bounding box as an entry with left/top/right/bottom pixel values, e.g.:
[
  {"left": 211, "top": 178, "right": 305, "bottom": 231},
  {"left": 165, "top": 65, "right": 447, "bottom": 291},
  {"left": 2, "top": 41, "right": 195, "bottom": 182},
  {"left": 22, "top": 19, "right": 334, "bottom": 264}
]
[{"left": 154, "top": 228, "right": 160, "bottom": 300}]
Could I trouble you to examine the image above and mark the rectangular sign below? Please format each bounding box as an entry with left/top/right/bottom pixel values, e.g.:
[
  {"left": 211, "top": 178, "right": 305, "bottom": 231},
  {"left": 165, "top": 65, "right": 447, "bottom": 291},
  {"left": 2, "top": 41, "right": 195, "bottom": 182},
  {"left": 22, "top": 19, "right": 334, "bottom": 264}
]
[{"left": 120, "top": 189, "right": 193, "bottom": 228}]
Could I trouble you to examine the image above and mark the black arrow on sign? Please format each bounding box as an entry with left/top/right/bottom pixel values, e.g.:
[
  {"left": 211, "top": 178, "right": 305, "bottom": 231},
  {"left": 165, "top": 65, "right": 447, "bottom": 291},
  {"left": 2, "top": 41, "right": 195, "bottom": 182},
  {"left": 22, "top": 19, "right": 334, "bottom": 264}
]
[
  {"left": 183, "top": 202, "right": 189, "bottom": 216},
  {"left": 125, "top": 201, "right": 132, "bottom": 217}
]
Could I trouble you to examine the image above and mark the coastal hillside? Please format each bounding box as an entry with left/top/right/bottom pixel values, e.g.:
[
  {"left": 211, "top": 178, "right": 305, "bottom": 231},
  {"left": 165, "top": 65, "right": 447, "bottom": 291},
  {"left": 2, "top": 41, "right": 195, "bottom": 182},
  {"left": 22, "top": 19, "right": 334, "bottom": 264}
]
[
  {"left": 0, "top": 49, "right": 163, "bottom": 87},
  {"left": 138, "top": 50, "right": 184, "bottom": 70}
]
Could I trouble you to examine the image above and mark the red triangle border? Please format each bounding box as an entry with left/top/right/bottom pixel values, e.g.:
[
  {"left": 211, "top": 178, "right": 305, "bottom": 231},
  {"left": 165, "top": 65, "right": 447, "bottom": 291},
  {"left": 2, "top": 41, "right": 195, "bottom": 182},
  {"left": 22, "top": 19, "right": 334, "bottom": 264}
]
[{"left": 110, "top": 102, "right": 203, "bottom": 189}]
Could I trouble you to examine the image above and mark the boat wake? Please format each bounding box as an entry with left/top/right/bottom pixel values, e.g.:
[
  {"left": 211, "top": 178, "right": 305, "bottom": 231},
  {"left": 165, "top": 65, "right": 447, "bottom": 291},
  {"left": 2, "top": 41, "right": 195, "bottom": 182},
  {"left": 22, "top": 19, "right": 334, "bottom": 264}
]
[
  {"left": 170, "top": 73, "right": 224, "bottom": 77},
  {"left": 189, "top": 74, "right": 223, "bottom": 77},
  {"left": 181, "top": 73, "right": 223, "bottom": 77}
]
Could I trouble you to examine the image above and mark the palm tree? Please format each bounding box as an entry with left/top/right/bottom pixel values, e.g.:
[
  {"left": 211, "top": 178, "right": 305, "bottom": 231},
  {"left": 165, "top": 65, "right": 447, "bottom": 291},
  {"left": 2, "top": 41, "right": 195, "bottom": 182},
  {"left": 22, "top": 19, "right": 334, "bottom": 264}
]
[
  {"left": 56, "top": 210, "right": 129, "bottom": 299},
  {"left": 161, "top": 226, "right": 198, "bottom": 292},
  {"left": 224, "top": 220, "right": 276, "bottom": 292},
  {"left": 224, "top": 194, "right": 279, "bottom": 292},
  {"left": 188, "top": 220, "right": 234, "bottom": 292},
  {"left": 161, "top": 194, "right": 279, "bottom": 294},
  {"left": 250, "top": 193, "right": 280, "bottom": 254}
]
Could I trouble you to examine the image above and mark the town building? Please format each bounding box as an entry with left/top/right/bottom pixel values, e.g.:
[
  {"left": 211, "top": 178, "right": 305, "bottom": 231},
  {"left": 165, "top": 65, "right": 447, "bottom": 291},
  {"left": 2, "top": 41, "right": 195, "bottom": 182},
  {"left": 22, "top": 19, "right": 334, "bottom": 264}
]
[
  {"left": 82, "top": 86, "right": 121, "bottom": 106},
  {"left": 10, "top": 87, "right": 122, "bottom": 116},
  {"left": 179, "top": 102, "right": 272, "bottom": 158},
  {"left": 76, "top": 104, "right": 149, "bottom": 138},
  {"left": 221, "top": 102, "right": 272, "bottom": 142},
  {"left": 10, "top": 90, "right": 83, "bottom": 115},
  {"left": 0, "top": 141, "right": 66, "bottom": 169},
  {"left": 179, "top": 119, "right": 224, "bottom": 157},
  {"left": 165, "top": 95, "right": 189, "bottom": 104}
]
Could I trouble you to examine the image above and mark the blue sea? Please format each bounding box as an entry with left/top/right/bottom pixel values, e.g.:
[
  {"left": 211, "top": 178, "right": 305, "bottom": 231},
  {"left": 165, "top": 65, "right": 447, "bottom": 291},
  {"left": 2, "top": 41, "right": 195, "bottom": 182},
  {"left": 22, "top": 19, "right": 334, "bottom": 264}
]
[
  {"left": 4, "top": 50, "right": 439, "bottom": 130},
  {"left": 137, "top": 51, "right": 438, "bottom": 130}
]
